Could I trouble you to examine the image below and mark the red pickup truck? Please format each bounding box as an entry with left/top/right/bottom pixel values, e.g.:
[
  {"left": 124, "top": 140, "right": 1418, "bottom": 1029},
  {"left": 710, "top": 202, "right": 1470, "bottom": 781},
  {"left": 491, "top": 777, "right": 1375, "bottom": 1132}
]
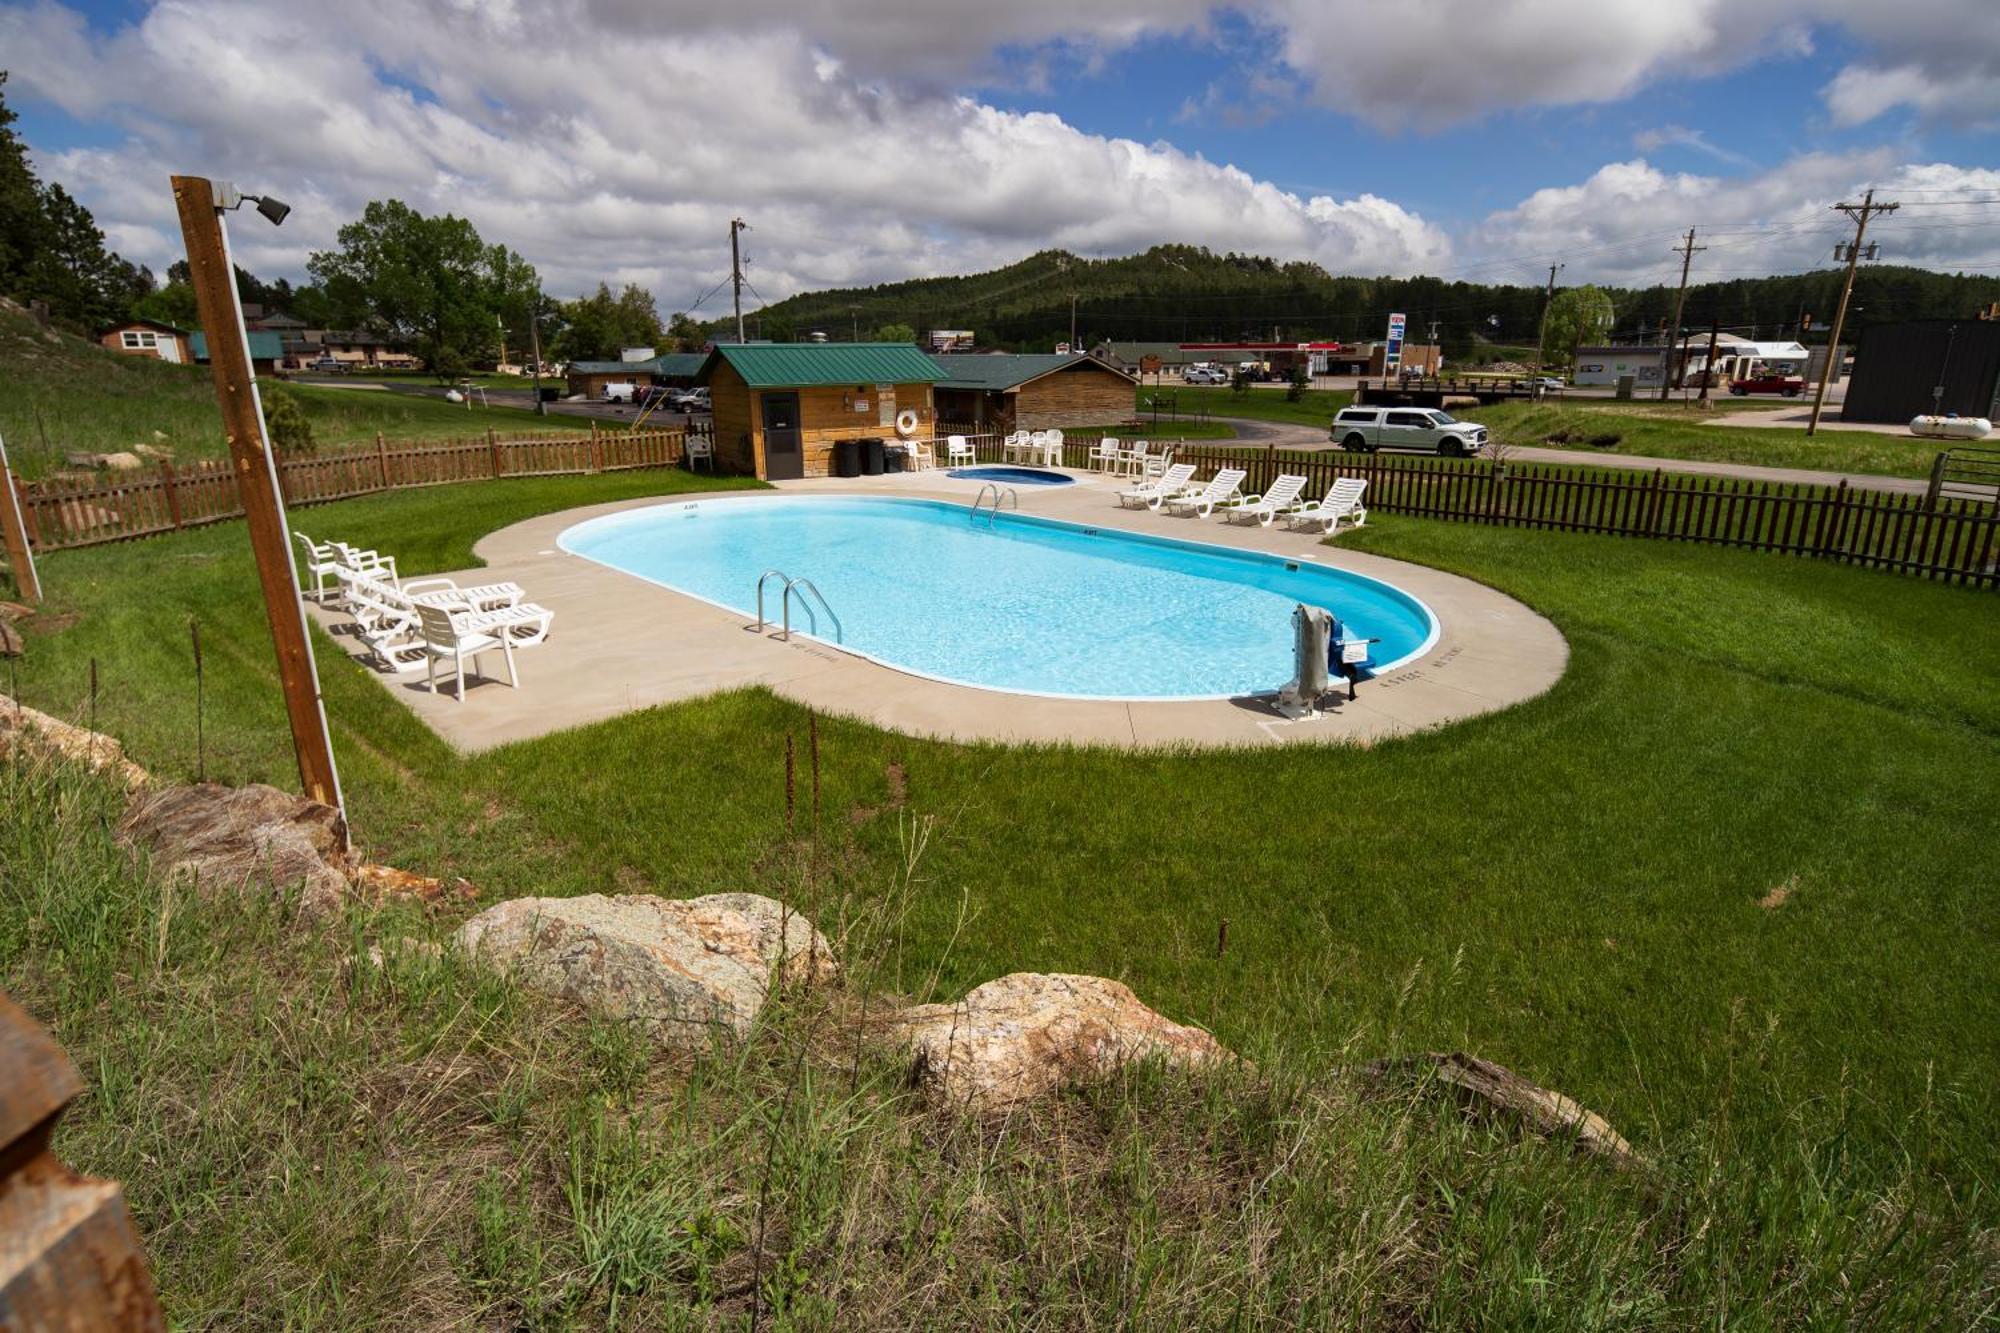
[{"left": 1729, "top": 374, "right": 1805, "bottom": 396}]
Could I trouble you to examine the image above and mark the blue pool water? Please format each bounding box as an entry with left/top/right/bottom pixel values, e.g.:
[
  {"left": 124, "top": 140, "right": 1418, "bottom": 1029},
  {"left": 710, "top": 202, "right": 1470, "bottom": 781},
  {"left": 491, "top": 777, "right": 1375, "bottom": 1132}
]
[
  {"left": 558, "top": 497, "right": 1438, "bottom": 699},
  {"left": 946, "top": 466, "right": 1074, "bottom": 486}
]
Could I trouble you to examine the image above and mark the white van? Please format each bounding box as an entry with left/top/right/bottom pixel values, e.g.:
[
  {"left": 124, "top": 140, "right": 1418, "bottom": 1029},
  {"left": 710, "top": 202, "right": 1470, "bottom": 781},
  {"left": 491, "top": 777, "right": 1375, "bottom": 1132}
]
[{"left": 601, "top": 382, "right": 638, "bottom": 403}]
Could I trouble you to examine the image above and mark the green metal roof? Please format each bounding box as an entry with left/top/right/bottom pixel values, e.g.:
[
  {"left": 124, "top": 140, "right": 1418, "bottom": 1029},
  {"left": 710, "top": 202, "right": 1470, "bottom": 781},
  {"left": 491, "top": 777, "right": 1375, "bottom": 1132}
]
[
  {"left": 568, "top": 352, "right": 710, "bottom": 378},
  {"left": 928, "top": 353, "right": 1134, "bottom": 392},
  {"left": 190, "top": 331, "right": 285, "bottom": 361},
  {"left": 698, "top": 342, "right": 941, "bottom": 388}
]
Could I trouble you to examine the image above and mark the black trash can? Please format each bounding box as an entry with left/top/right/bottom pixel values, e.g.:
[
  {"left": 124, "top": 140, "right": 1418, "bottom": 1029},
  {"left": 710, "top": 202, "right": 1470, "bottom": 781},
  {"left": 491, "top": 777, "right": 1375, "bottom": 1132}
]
[
  {"left": 883, "top": 444, "right": 907, "bottom": 473},
  {"left": 861, "top": 437, "right": 886, "bottom": 476},
  {"left": 537, "top": 386, "right": 561, "bottom": 403},
  {"left": 833, "top": 438, "right": 862, "bottom": 479}
]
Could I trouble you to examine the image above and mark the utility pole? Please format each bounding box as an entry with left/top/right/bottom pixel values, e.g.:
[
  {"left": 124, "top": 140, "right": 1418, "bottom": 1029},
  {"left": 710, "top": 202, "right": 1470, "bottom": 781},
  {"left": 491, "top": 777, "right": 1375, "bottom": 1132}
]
[
  {"left": 849, "top": 305, "right": 859, "bottom": 342},
  {"left": 1808, "top": 189, "right": 1897, "bottom": 436},
  {"left": 1533, "top": 263, "right": 1563, "bottom": 373},
  {"left": 1697, "top": 318, "right": 1721, "bottom": 407},
  {"left": 1427, "top": 316, "right": 1441, "bottom": 374},
  {"left": 527, "top": 298, "right": 546, "bottom": 416},
  {"left": 729, "top": 217, "right": 748, "bottom": 344},
  {"left": 1660, "top": 227, "right": 1704, "bottom": 401},
  {"left": 170, "top": 175, "right": 344, "bottom": 826},
  {"left": 1069, "top": 291, "right": 1078, "bottom": 350}
]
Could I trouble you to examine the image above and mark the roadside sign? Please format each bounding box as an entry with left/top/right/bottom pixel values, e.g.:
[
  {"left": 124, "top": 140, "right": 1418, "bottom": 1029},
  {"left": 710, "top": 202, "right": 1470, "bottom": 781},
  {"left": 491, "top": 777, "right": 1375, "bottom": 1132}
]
[{"left": 1384, "top": 313, "right": 1407, "bottom": 373}]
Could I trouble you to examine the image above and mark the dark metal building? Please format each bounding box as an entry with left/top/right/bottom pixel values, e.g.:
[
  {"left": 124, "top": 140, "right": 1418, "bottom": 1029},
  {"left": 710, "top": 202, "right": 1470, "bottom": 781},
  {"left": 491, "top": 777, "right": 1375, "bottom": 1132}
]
[{"left": 1841, "top": 319, "right": 2000, "bottom": 424}]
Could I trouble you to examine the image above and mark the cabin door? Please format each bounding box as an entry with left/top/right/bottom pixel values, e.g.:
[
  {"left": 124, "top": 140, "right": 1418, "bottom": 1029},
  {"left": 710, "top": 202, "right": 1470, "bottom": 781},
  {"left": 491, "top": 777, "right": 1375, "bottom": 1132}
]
[{"left": 761, "top": 393, "right": 803, "bottom": 480}]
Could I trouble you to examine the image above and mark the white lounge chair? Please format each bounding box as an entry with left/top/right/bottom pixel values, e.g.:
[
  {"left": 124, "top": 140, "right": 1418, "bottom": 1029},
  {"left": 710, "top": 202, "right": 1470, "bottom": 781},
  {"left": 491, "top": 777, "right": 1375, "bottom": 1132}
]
[
  {"left": 1163, "top": 468, "right": 1246, "bottom": 518},
  {"left": 1088, "top": 437, "right": 1121, "bottom": 473},
  {"left": 418, "top": 604, "right": 515, "bottom": 701},
  {"left": 1283, "top": 478, "right": 1370, "bottom": 534},
  {"left": 294, "top": 531, "right": 344, "bottom": 602},
  {"left": 1118, "top": 462, "right": 1198, "bottom": 510},
  {"left": 1218, "top": 473, "right": 1310, "bottom": 527},
  {"left": 946, "top": 435, "right": 975, "bottom": 466}
]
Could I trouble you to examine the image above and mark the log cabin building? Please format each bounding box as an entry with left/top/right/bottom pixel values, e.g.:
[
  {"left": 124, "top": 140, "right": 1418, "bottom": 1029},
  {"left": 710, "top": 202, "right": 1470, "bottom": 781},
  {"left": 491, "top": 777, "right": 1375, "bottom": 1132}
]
[
  {"left": 697, "top": 343, "right": 941, "bottom": 479},
  {"left": 930, "top": 353, "right": 1137, "bottom": 432}
]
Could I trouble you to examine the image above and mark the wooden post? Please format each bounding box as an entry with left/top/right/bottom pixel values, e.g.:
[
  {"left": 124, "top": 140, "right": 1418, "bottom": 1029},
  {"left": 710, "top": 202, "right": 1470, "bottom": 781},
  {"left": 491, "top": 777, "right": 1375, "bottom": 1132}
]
[
  {"left": 0, "top": 989, "right": 166, "bottom": 1329},
  {"left": 158, "top": 461, "right": 183, "bottom": 529},
  {"left": 0, "top": 434, "right": 41, "bottom": 604},
  {"left": 487, "top": 427, "right": 502, "bottom": 478},
  {"left": 171, "top": 175, "right": 345, "bottom": 823},
  {"left": 374, "top": 431, "right": 390, "bottom": 490}
]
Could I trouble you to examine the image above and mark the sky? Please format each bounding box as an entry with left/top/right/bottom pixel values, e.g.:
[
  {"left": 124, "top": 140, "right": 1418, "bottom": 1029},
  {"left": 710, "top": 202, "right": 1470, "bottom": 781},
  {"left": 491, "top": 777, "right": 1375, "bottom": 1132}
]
[{"left": 2, "top": 0, "right": 1997, "bottom": 315}]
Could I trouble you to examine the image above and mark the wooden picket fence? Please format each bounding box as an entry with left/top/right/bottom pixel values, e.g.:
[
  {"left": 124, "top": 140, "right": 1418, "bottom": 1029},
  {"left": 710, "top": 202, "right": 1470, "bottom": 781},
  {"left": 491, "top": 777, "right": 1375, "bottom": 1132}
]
[
  {"left": 936, "top": 429, "right": 2000, "bottom": 589},
  {"left": 12, "top": 424, "right": 704, "bottom": 552}
]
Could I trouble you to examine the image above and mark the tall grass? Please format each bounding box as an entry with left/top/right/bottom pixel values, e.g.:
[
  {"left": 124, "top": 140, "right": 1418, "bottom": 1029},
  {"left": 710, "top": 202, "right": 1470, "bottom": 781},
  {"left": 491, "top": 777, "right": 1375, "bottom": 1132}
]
[{"left": 5, "top": 751, "right": 1995, "bottom": 1328}]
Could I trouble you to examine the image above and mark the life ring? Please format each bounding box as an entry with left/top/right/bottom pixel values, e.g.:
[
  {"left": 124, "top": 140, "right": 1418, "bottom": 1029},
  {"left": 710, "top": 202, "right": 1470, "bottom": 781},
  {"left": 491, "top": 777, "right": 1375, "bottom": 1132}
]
[{"left": 895, "top": 409, "right": 920, "bottom": 437}]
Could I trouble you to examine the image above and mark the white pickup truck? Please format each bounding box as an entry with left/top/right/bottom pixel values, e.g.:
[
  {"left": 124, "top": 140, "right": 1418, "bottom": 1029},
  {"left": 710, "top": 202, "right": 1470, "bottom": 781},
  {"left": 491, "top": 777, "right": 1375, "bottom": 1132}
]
[{"left": 1330, "top": 406, "right": 1489, "bottom": 458}]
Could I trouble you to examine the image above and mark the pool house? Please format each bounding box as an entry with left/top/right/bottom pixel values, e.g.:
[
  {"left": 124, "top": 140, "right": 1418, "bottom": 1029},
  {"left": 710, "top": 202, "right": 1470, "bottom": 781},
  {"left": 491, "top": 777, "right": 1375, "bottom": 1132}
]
[{"left": 698, "top": 343, "right": 942, "bottom": 480}]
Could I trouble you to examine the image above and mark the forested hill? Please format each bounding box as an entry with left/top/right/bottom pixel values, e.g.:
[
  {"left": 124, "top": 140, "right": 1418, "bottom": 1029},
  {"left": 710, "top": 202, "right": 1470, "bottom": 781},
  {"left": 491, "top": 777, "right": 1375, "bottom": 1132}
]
[{"left": 722, "top": 244, "right": 2000, "bottom": 356}]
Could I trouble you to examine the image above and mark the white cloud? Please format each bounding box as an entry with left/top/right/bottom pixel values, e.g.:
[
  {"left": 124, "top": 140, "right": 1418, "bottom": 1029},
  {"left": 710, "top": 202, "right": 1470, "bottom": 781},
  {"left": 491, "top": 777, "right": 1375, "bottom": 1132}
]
[
  {"left": 1468, "top": 155, "right": 2000, "bottom": 287},
  {"left": 2, "top": 0, "right": 1995, "bottom": 311},
  {"left": 1, "top": 0, "right": 1449, "bottom": 304},
  {"left": 1631, "top": 125, "right": 1754, "bottom": 169}
]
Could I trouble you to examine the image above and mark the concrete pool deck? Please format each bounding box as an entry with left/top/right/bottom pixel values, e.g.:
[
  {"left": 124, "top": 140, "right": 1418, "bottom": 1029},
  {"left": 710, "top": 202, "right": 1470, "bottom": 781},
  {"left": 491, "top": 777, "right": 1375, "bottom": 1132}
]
[{"left": 307, "top": 468, "right": 1568, "bottom": 751}]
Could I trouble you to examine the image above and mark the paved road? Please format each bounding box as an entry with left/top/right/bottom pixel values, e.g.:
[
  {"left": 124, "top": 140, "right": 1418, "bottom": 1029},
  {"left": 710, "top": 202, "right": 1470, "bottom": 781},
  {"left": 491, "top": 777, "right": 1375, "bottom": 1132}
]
[
  {"left": 296, "top": 376, "right": 701, "bottom": 428},
  {"left": 1213, "top": 417, "right": 1928, "bottom": 496}
]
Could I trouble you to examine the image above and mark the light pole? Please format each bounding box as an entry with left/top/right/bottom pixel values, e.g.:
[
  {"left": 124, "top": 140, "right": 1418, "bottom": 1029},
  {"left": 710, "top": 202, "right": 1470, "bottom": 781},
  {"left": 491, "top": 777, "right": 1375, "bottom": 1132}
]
[{"left": 170, "top": 176, "right": 345, "bottom": 828}]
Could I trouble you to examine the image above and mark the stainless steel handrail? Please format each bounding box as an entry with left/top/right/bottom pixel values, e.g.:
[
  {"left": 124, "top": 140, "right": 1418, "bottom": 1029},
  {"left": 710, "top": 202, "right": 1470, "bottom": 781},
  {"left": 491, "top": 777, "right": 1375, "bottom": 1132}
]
[
  {"left": 781, "top": 577, "right": 842, "bottom": 643},
  {"left": 753, "top": 568, "right": 791, "bottom": 631},
  {"left": 969, "top": 483, "right": 1018, "bottom": 527}
]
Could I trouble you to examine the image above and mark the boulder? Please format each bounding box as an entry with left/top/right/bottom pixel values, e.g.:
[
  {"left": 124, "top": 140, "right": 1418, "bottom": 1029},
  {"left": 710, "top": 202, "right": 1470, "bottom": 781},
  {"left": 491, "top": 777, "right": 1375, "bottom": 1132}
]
[
  {"left": 1359, "top": 1052, "right": 1638, "bottom": 1167},
  {"left": 884, "top": 973, "right": 1228, "bottom": 1110},
  {"left": 132, "top": 443, "right": 173, "bottom": 461},
  {"left": 62, "top": 451, "right": 107, "bottom": 469},
  {"left": 0, "top": 695, "right": 150, "bottom": 790},
  {"left": 99, "top": 452, "right": 144, "bottom": 472},
  {"left": 117, "top": 782, "right": 349, "bottom": 917},
  {"left": 454, "top": 893, "right": 835, "bottom": 1042}
]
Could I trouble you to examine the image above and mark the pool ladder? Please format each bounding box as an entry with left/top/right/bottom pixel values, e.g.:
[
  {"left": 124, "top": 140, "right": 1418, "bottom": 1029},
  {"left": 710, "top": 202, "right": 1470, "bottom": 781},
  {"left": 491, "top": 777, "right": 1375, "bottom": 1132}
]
[
  {"left": 970, "top": 483, "right": 1018, "bottom": 527},
  {"left": 753, "top": 568, "right": 843, "bottom": 644}
]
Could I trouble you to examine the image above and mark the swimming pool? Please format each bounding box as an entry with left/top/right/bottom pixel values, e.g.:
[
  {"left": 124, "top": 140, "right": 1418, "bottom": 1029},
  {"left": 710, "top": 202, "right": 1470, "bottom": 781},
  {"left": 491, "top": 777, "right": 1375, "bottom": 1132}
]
[
  {"left": 558, "top": 497, "right": 1438, "bottom": 700},
  {"left": 946, "top": 466, "right": 1075, "bottom": 486}
]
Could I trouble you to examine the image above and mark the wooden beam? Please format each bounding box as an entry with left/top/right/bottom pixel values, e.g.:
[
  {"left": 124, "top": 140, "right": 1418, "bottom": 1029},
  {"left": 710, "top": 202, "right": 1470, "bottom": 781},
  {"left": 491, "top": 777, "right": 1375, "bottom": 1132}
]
[
  {"left": 170, "top": 176, "right": 345, "bottom": 823},
  {"left": 0, "top": 435, "right": 40, "bottom": 604}
]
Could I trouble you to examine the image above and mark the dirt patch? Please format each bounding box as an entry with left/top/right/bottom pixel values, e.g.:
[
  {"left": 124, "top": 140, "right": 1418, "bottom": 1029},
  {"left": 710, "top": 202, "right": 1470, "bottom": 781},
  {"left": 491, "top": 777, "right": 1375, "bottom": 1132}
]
[{"left": 1758, "top": 875, "right": 1798, "bottom": 911}]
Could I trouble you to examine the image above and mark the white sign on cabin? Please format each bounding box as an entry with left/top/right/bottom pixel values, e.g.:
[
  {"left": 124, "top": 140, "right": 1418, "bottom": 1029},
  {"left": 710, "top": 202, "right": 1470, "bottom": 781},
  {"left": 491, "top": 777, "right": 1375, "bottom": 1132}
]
[{"left": 878, "top": 385, "right": 896, "bottom": 427}]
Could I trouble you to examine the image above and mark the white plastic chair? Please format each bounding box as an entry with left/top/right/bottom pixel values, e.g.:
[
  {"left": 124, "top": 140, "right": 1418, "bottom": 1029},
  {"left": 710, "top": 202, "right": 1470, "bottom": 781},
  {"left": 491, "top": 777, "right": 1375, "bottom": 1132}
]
[
  {"left": 1218, "top": 473, "right": 1310, "bottom": 527},
  {"left": 947, "top": 435, "right": 975, "bottom": 466},
  {"left": 1283, "top": 478, "right": 1370, "bottom": 534},
  {"left": 1088, "top": 437, "right": 1121, "bottom": 473},
  {"left": 294, "top": 531, "right": 343, "bottom": 602},
  {"left": 1163, "top": 468, "right": 1246, "bottom": 518},
  {"left": 1117, "top": 463, "right": 1198, "bottom": 510},
  {"left": 1044, "top": 429, "right": 1065, "bottom": 465},
  {"left": 905, "top": 437, "right": 936, "bottom": 470},
  {"left": 684, "top": 434, "right": 715, "bottom": 472},
  {"left": 418, "top": 604, "right": 515, "bottom": 701}
]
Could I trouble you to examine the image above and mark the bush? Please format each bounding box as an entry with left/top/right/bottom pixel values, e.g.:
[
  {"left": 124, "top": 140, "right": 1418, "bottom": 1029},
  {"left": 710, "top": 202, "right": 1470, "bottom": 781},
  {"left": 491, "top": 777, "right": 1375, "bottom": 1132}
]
[
  {"left": 1230, "top": 369, "right": 1250, "bottom": 395},
  {"left": 1543, "top": 429, "right": 1573, "bottom": 444},
  {"left": 1588, "top": 432, "right": 1623, "bottom": 448},
  {"left": 1286, "top": 365, "right": 1309, "bottom": 402},
  {"left": 259, "top": 384, "right": 316, "bottom": 454}
]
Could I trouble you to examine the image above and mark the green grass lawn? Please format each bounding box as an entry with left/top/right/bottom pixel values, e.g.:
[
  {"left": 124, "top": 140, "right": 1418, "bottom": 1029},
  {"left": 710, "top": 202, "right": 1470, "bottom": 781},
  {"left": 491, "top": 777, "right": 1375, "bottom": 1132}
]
[
  {"left": 1476, "top": 401, "right": 1940, "bottom": 479},
  {"left": 6, "top": 471, "right": 1996, "bottom": 1322},
  {"left": 0, "top": 305, "right": 585, "bottom": 480},
  {"left": 1137, "top": 384, "right": 1354, "bottom": 428}
]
